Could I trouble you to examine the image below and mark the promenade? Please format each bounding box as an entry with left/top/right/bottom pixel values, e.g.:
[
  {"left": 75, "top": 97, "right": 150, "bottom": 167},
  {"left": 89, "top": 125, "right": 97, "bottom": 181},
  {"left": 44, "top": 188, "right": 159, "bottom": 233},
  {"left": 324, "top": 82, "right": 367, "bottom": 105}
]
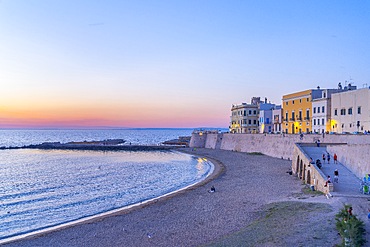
[
  {"left": 301, "top": 145, "right": 370, "bottom": 243},
  {"left": 301, "top": 146, "right": 363, "bottom": 197}
]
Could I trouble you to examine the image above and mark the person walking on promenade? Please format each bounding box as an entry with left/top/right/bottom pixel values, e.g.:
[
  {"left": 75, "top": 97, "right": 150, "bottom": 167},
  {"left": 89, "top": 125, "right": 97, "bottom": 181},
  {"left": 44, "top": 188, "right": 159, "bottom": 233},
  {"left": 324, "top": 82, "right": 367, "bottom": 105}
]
[
  {"left": 334, "top": 169, "right": 339, "bottom": 183},
  {"left": 322, "top": 153, "right": 326, "bottom": 163},
  {"left": 334, "top": 153, "right": 338, "bottom": 164},
  {"left": 327, "top": 153, "right": 331, "bottom": 164},
  {"left": 324, "top": 176, "right": 333, "bottom": 198}
]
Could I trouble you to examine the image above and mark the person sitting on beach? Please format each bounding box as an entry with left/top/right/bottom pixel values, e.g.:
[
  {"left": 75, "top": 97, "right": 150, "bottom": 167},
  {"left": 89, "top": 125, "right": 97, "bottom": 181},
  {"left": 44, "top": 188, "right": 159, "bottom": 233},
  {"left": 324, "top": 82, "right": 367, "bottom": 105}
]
[{"left": 208, "top": 186, "right": 216, "bottom": 193}]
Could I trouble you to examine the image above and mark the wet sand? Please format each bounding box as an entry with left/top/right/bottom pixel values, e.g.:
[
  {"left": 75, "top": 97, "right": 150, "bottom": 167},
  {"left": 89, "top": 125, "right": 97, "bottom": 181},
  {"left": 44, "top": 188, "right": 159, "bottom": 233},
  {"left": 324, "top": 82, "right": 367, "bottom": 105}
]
[{"left": 3, "top": 148, "right": 345, "bottom": 247}]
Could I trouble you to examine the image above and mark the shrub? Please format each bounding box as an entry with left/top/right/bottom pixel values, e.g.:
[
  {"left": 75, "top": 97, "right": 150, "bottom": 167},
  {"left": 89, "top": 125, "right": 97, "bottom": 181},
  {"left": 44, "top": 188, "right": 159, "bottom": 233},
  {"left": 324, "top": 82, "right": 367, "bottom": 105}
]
[{"left": 335, "top": 204, "right": 366, "bottom": 246}]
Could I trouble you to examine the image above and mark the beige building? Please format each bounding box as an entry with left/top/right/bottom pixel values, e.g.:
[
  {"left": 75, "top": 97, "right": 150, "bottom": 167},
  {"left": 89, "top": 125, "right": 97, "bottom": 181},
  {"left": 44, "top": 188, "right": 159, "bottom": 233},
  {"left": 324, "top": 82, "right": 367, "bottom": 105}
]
[
  {"left": 331, "top": 87, "right": 370, "bottom": 133},
  {"left": 230, "top": 97, "right": 261, "bottom": 133},
  {"left": 230, "top": 103, "right": 259, "bottom": 133}
]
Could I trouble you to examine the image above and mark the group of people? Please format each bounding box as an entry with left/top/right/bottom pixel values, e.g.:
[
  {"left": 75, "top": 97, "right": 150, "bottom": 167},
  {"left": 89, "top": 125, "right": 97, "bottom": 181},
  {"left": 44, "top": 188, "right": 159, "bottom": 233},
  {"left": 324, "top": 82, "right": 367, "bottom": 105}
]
[{"left": 321, "top": 152, "right": 338, "bottom": 164}]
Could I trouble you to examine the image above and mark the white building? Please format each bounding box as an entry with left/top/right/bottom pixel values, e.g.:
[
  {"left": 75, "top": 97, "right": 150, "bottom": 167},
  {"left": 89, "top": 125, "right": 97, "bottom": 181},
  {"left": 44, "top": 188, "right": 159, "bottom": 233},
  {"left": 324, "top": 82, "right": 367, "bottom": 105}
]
[
  {"left": 312, "top": 89, "right": 342, "bottom": 134},
  {"left": 331, "top": 87, "right": 370, "bottom": 133},
  {"left": 272, "top": 107, "right": 283, "bottom": 133}
]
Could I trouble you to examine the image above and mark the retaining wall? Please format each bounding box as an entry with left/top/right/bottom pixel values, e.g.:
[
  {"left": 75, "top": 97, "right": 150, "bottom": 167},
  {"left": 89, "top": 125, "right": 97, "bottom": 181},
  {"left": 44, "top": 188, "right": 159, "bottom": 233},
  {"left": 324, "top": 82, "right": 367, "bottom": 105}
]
[
  {"left": 190, "top": 132, "right": 370, "bottom": 159},
  {"left": 327, "top": 144, "right": 370, "bottom": 180}
]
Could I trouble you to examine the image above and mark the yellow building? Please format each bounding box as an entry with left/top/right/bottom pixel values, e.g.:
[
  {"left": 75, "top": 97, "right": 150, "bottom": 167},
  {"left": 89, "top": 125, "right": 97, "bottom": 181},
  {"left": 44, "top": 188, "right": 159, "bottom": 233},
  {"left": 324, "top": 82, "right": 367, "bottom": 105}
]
[{"left": 282, "top": 89, "right": 323, "bottom": 134}]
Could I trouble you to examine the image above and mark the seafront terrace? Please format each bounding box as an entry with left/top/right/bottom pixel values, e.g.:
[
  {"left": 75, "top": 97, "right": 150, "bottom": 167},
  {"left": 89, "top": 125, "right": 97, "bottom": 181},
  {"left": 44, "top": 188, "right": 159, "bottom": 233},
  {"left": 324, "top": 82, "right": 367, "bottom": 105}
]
[{"left": 294, "top": 143, "right": 363, "bottom": 196}]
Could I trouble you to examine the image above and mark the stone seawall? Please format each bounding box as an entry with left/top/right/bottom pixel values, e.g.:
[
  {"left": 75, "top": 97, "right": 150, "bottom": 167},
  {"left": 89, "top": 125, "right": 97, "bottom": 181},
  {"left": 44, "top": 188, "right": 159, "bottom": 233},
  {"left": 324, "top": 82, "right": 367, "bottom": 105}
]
[{"left": 190, "top": 132, "right": 370, "bottom": 159}]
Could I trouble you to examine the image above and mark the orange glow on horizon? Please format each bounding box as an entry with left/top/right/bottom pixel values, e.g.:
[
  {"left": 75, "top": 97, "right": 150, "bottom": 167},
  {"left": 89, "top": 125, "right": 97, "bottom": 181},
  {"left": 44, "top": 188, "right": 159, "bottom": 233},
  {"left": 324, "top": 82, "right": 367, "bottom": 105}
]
[{"left": 0, "top": 104, "right": 228, "bottom": 128}]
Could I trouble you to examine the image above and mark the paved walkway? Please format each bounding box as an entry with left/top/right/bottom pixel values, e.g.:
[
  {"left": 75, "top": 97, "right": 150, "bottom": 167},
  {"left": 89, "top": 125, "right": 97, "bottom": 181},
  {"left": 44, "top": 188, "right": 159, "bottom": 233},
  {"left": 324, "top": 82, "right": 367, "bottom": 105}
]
[
  {"left": 302, "top": 145, "right": 370, "bottom": 244},
  {"left": 301, "top": 146, "right": 365, "bottom": 197}
]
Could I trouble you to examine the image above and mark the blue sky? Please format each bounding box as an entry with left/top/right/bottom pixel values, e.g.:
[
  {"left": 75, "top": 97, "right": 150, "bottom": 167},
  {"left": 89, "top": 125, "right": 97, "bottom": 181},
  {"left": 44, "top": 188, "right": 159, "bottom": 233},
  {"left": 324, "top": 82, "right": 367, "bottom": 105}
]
[{"left": 1, "top": 1, "right": 370, "bottom": 128}]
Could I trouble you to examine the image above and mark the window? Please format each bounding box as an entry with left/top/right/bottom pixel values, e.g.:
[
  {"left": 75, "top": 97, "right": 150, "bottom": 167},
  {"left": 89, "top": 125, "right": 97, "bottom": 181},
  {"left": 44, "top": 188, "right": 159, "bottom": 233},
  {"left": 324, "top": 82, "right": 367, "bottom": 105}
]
[
  {"left": 322, "top": 106, "right": 325, "bottom": 113},
  {"left": 322, "top": 118, "right": 324, "bottom": 125},
  {"left": 348, "top": 108, "right": 353, "bottom": 115},
  {"left": 307, "top": 98, "right": 309, "bottom": 102},
  {"left": 243, "top": 110, "right": 246, "bottom": 116},
  {"left": 314, "top": 119, "right": 316, "bottom": 125},
  {"left": 291, "top": 111, "right": 295, "bottom": 120},
  {"left": 317, "top": 107, "right": 320, "bottom": 113},
  {"left": 253, "top": 120, "right": 257, "bottom": 125},
  {"left": 248, "top": 119, "right": 251, "bottom": 125},
  {"left": 292, "top": 100, "right": 295, "bottom": 104},
  {"left": 341, "top": 109, "right": 346, "bottom": 115},
  {"left": 299, "top": 99, "right": 302, "bottom": 103},
  {"left": 313, "top": 107, "right": 316, "bottom": 114},
  {"left": 286, "top": 102, "right": 288, "bottom": 105},
  {"left": 249, "top": 110, "right": 252, "bottom": 115},
  {"left": 299, "top": 111, "right": 302, "bottom": 120},
  {"left": 285, "top": 112, "right": 288, "bottom": 121},
  {"left": 306, "top": 109, "right": 310, "bottom": 119},
  {"left": 323, "top": 92, "right": 326, "bottom": 98},
  {"left": 334, "top": 109, "right": 338, "bottom": 116},
  {"left": 266, "top": 118, "right": 270, "bottom": 124},
  {"left": 358, "top": 106, "right": 362, "bottom": 114},
  {"left": 253, "top": 110, "right": 257, "bottom": 115}
]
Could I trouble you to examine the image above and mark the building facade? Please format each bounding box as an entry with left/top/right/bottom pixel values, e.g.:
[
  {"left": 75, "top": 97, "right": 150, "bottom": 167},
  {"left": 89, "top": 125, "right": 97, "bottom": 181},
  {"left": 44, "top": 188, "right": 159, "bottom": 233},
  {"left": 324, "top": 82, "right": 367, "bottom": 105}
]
[
  {"left": 230, "top": 102, "right": 259, "bottom": 133},
  {"left": 331, "top": 87, "right": 370, "bottom": 133},
  {"left": 311, "top": 89, "right": 343, "bottom": 134},
  {"left": 282, "top": 89, "right": 322, "bottom": 134},
  {"left": 273, "top": 107, "right": 283, "bottom": 133},
  {"left": 259, "top": 104, "right": 280, "bottom": 133}
]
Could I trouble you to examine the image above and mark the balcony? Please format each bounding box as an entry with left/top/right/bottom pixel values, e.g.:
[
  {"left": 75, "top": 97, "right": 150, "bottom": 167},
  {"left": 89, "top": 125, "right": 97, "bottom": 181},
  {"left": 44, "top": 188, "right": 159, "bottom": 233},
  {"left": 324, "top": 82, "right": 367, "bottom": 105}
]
[
  {"left": 304, "top": 117, "right": 310, "bottom": 120},
  {"left": 289, "top": 118, "right": 295, "bottom": 121}
]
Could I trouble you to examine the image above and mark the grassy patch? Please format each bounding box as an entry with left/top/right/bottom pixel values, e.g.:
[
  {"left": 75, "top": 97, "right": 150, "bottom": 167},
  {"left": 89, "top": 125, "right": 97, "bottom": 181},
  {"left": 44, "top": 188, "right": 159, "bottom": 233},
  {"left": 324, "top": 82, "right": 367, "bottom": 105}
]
[
  {"left": 247, "top": 152, "right": 264, "bottom": 155},
  {"left": 301, "top": 185, "right": 324, "bottom": 196},
  {"left": 204, "top": 201, "right": 333, "bottom": 247}
]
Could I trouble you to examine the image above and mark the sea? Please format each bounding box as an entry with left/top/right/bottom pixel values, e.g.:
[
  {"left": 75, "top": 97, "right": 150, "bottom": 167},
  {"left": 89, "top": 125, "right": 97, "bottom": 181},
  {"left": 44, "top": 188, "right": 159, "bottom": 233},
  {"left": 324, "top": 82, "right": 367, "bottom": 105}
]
[{"left": 0, "top": 128, "right": 218, "bottom": 242}]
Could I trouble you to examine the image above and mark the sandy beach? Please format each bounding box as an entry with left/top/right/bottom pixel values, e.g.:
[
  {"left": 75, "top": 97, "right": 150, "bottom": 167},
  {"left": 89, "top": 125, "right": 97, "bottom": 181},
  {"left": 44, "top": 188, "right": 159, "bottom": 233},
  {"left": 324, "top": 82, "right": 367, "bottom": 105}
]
[{"left": 3, "top": 148, "right": 351, "bottom": 246}]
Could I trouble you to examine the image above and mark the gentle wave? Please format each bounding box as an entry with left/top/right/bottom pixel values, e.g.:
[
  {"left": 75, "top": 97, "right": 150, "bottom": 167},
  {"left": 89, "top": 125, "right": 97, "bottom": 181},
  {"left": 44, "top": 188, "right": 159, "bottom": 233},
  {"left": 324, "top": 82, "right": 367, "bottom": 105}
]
[{"left": 0, "top": 149, "right": 213, "bottom": 241}]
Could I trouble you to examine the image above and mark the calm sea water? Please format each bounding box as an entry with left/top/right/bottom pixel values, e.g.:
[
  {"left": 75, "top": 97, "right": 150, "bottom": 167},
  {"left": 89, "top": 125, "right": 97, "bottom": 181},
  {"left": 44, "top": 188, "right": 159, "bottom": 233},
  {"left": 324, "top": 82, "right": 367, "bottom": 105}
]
[
  {"left": 0, "top": 129, "right": 214, "bottom": 242},
  {"left": 0, "top": 128, "right": 195, "bottom": 147}
]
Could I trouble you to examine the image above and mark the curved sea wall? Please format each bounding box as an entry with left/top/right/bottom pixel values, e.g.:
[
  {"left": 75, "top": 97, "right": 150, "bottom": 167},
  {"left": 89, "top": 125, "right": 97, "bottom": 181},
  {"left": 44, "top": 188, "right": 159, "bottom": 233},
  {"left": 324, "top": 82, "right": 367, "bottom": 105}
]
[{"left": 190, "top": 132, "right": 370, "bottom": 159}]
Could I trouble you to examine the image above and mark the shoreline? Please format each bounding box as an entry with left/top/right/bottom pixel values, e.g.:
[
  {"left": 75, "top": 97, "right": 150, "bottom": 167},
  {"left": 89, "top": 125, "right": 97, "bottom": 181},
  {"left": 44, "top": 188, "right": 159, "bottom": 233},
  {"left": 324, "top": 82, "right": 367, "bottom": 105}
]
[
  {"left": 1, "top": 149, "right": 224, "bottom": 246},
  {"left": 3, "top": 148, "right": 358, "bottom": 247}
]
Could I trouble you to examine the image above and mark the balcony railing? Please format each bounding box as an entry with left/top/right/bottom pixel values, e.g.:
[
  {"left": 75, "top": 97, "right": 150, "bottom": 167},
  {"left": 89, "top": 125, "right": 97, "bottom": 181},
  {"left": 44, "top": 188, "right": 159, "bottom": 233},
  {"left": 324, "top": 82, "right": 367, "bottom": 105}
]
[
  {"left": 304, "top": 117, "right": 310, "bottom": 120},
  {"left": 290, "top": 118, "right": 295, "bottom": 121}
]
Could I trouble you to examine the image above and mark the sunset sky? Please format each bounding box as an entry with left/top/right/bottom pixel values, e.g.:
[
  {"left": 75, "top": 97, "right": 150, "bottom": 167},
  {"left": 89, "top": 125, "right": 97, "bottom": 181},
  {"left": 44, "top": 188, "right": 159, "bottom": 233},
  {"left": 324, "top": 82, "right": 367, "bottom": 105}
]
[{"left": 1, "top": 1, "right": 370, "bottom": 128}]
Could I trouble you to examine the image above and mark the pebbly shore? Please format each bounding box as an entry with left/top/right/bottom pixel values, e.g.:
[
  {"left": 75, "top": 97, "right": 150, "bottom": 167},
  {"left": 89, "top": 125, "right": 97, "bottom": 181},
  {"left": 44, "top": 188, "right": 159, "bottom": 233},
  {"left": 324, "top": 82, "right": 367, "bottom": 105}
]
[{"left": 3, "top": 148, "right": 359, "bottom": 247}]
